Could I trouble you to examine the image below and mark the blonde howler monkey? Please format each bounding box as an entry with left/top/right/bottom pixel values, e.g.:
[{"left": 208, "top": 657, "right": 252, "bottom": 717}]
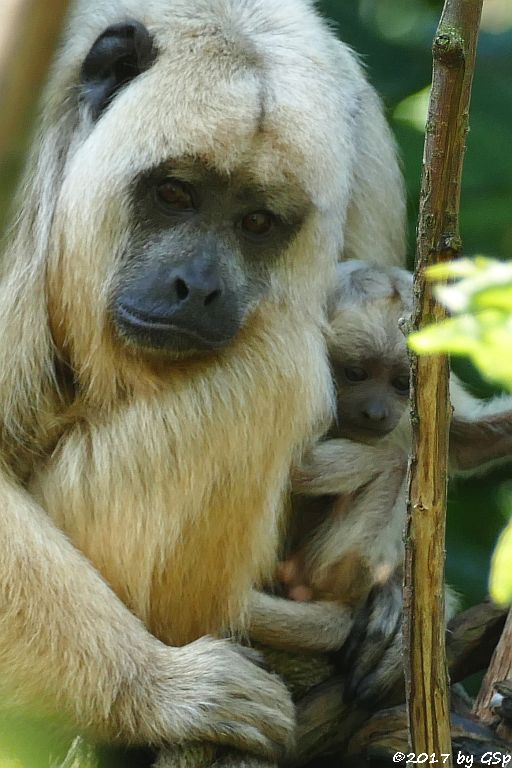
[{"left": 0, "top": 0, "right": 408, "bottom": 761}]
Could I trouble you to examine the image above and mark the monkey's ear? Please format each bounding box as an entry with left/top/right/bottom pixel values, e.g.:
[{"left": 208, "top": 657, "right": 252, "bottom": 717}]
[{"left": 80, "top": 22, "right": 157, "bottom": 121}]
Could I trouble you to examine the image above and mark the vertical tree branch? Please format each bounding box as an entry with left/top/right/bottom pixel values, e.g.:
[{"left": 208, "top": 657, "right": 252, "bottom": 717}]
[{"left": 404, "top": 1, "right": 483, "bottom": 763}]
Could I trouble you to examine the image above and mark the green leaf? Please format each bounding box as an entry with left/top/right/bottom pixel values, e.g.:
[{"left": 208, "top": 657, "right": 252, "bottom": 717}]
[
  {"left": 408, "top": 259, "right": 512, "bottom": 390},
  {"left": 425, "top": 257, "right": 492, "bottom": 281},
  {"left": 408, "top": 315, "right": 482, "bottom": 356},
  {"left": 471, "top": 283, "right": 512, "bottom": 312},
  {"left": 490, "top": 515, "right": 512, "bottom": 606}
]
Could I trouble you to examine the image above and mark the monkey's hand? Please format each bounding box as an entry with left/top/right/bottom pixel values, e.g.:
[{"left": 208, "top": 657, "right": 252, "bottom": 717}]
[
  {"left": 338, "top": 566, "right": 404, "bottom": 707},
  {"left": 141, "top": 637, "right": 295, "bottom": 759},
  {"left": 279, "top": 550, "right": 373, "bottom": 608},
  {"left": 277, "top": 555, "right": 314, "bottom": 603},
  {"left": 339, "top": 572, "right": 457, "bottom": 708},
  {"left": 154, "top": 743, "right": 277, "bottom": 768}
]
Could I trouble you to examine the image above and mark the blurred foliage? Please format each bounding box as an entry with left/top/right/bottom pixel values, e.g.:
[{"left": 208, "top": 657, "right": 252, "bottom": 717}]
[
  {"left": 409, "top": 258, "right": 512, "bottom": 606},
  {"left": 1, "top": 0, "right": 511, "bottom": 765},
  {"left": 319, "top": 0, "right": 512, "bottom": 261},
  {"left": 410, "top": 258, "right": 512, "bottom": 390},
  {"left": 491, "top": 498, "right": 512, "bottom": 606}
]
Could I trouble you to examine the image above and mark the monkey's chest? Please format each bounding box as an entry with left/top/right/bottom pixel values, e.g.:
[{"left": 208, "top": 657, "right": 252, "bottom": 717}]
[{"left": 30, "top": 456, "right": 280, "bottom": 645}]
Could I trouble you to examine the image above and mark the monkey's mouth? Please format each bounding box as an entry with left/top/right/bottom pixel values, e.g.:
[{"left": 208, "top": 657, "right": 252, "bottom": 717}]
[{"left": 113, "top": 303, "right": 237, "bottom": 353}]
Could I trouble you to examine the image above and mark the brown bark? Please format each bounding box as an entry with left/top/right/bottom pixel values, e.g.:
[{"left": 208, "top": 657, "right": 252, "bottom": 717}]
[
  {"left": 447, "top": 602, "right": 508, "bottom": 684},
  {"left": 404, "top": 1, "right": 484, "bottom": 764},
  {"left": 474, "top": 609, "right": 512, "bottom": 741},
  {"left": 0, "top": 0, "right": 71, "bottom": 163},
  {"left": 347, "top": 705, "right": 512, "bottom": 765}
]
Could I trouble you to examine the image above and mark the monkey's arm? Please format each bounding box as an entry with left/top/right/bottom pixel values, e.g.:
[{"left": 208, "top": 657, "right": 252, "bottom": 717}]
[
  {"left": 247, "top": 591, "right": 353, "bottom": 653},
  {"left": 449, "top": 379, "right": 512, "bottom": 473},
  {"left": 293, "top": 438, "right": 404, "bottom": 496},
  {"left": 0, "top": 471, "right": 293, "bottom": 757},
  {"left": 450, "top": 410, "right": 512, "bottom": 473}
]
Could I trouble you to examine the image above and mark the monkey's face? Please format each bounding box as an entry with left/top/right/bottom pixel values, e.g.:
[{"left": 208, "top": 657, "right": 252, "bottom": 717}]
[
  {"left": 48, "top": 16, "right": 347, "bottom": 365},
  {"left": 110, "top": 164, "right": 306, "bottom": 356},
  {"left": 327, "top": 264, "right": 414, "bottom": 441},
  {"left": 331, "top": 357, "right": 409, "bottom": 440}
]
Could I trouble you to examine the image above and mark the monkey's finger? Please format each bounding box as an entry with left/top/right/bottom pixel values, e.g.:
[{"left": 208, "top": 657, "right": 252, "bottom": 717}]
[
  {"left": 288, "top": 585, "right": 313, "bottom": 603},
  {"left": 342, "top": 624, "right": 402, "bottom": 705},
  {"left": 351, "top": 637, "right": 404, "bottom": 706},
  {"left": 205, "top": 721, "right": 291, "bottom": 761},
  {"left": 276, "top": 560, "right": 298, "bottom": 585}
]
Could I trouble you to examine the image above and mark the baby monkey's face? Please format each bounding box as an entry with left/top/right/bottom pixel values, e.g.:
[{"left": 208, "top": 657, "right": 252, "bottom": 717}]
[{"left": 331, "top": 356, "right": 409, "bottom": 441}]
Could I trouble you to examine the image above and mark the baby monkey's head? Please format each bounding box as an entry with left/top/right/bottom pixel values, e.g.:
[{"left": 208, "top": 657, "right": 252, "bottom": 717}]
[{"left": 328, "top": 261, "right": 413, "bottom": 441}]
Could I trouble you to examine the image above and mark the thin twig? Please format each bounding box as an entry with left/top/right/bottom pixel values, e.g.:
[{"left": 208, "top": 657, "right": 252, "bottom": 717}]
[{"left": 404, "top": 0, "right": 484, "bottom": 763}]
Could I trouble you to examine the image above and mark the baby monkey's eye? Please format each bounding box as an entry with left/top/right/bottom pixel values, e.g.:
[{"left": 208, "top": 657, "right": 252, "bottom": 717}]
[
  {"left": 241, "top": 211, "right": 275, "bottom": 239},
  {"left": 344, "top": 366, "right": 368, "bottom": 383},
  {"left": 156, "top": 179, "right": 195, "bottom": 211},
  {"left": 392, "top": 374, "right": 410, "bottom": 394}
]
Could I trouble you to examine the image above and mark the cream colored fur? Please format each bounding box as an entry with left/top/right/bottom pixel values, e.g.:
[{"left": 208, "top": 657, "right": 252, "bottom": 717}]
[{"left": 0, "top": 0, "right": 406, "bottom": 757}]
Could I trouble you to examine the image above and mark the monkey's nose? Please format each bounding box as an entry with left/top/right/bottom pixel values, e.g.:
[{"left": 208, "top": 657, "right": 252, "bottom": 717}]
[
  {"left": 170, "top": 271, "right": 223, "bottom": 310},
  {"left": 362, "top": 401, "right": 388, "bottom": 422},
  {"left": 162, "top": 258, "right": 239, "bottom": 343}
]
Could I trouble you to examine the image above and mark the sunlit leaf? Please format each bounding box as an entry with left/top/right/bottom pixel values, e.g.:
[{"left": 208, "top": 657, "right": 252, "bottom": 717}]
[
  {"left": 490, "top": 514, "right": 512, "bottom": 606},
  {"left": 425, "top": 257, "right": 491, "bottom": 281},
  {"left": 427, "top": 258, "right": 512, "bottom": 313},
  {"left": 408, "top": 314, "right": 487, "bottom": 355},
  {"left": 471, "top": 284, "right": 512, "bottom": 312},
  {"left": 409, "top": 259, "right": 512, "bottom": 390}
]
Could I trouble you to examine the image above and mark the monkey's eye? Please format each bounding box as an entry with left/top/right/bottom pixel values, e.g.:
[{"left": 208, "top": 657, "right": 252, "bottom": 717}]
[
  {"left": 240, "top": 211, "right": 275, "bottom": 239},
  {"left": 344, "top": 366, "right": 368, "bottom": 383},
  {"left": 156, "top": 179, "right": 195, "bottom": 211},
  {"left": 392, "top": 374, "right": 410, "bottom": 394}
]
